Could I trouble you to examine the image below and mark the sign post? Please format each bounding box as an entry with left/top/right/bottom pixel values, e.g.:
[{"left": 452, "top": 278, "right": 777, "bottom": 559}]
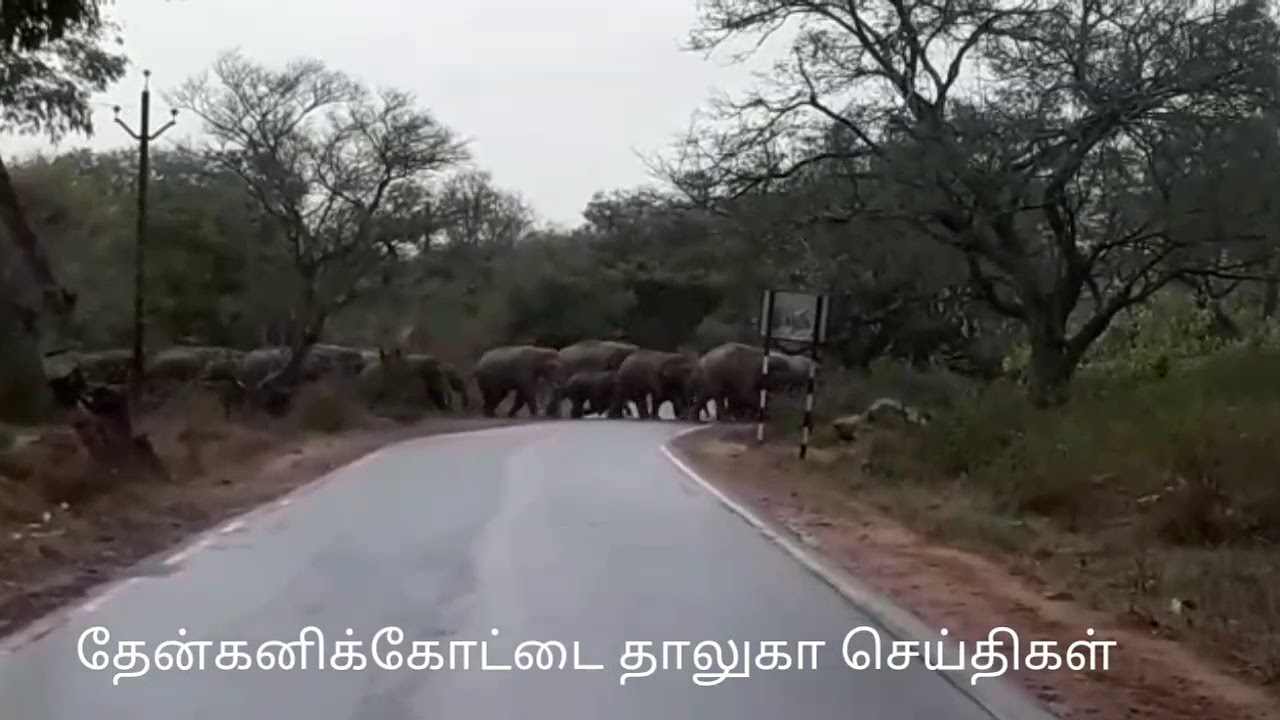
[
  {"left": 757, "top": 288, "right": 829, "bottom": 456},
  {"left": 755, "top": 290, "right": 776, "bottom": 443},
  {"left": 798, "top": 295, "right": 827, "bottom": 459}
]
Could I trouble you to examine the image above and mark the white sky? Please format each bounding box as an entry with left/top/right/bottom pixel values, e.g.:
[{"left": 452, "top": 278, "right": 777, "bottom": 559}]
[{"left": 1, "top": 0, "right": 775, "bottom": 227}]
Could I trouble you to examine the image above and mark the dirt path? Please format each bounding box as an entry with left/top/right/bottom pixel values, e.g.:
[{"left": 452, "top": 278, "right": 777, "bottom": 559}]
[
  {"left": 0, "top": 415, "right": 535, "bottom": 643},
  {"left": 673, "top": 429, "right": 1280, "bottom": 720}
]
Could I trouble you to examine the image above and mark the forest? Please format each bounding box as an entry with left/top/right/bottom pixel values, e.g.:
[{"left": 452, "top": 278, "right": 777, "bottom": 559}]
[{"left": 5, "top": 0, "right": 1280, "bottom": 715}]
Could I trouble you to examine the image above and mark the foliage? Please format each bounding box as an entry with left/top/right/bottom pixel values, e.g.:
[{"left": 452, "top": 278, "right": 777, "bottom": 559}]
[
  {"left": 0, "top": 0, "right": 104, "bottom": 53},
  {"left": 0, "top": 15, "right": 125, "bottom": 141},
  {"left": 660, "top": 0, "right": 1280, "bottom": 406}
]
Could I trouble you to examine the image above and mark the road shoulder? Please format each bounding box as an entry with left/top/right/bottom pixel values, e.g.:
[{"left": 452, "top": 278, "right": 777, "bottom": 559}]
[
  {"left": 669, "top": 428, "right": 1280, "bottom": 720},
  {"left": 0, "top": 413, "right": 535, "bottom": 646}
]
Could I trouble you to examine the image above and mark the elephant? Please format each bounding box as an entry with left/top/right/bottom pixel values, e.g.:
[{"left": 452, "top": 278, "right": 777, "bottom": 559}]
[
  {"left": 309, "top": 344, "right": 370, "bottom": 379},
  {"left": 71, "top": 348, "right": 134, "bottom": 385},
  {"left": 610, "top": 350, "right": 701, "bottom": 420},
  {"left": 401, "top": 353, "right": 469, "bottom": 411},
  {"left": 765, "top": 351, "right": 819, "bottom": 394},
  {"left": 694, "top": 342, "right": 769, "bottom": 422},
  {"left": 356, "top": 347, "right": 418, "bottom": 406},
  {"left": 199, "top": 353, "right": 244, "bottom": 383},
  {"left": 237, "top": 344, "right": 365, "bottom": 390},
  {"left": 438, "top": 361, "right": 469, "bottom": 410},
  {"left": 149, "top": 346, "right": 242, "bottom": 385},
  {"left": 545, "top": 339, "right": 639, "bottom": 417},
  {"left": 236, "top": 346, "right": 291, "bottom": 387},
  {"left": 692, "top": 343, "right": 818, "bottom": 422},
  {"left": 560, "top": 369, "right": 628, "bottom": 418},
  {"left": 473, "top": 345, "right": 565, "bottom": 418}
]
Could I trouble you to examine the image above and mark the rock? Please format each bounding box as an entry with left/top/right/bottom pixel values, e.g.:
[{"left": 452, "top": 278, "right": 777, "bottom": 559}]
[
  {"left": 863, "top": 397, "right": 930, "bottom": 425},
  {"left": 832, "top": 414, "right": 863, "bottom": 442},
  {"left": 832, "top": 397, "right": 930, "bottom": 443}
]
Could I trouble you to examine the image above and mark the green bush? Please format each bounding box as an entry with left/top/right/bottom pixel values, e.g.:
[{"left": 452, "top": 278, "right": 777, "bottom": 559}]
[{"left": 920, "top": 349, "right": 1280, "bottom": 538}]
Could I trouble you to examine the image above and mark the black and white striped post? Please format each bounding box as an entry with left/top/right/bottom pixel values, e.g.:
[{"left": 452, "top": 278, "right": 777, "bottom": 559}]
[
  {"left": 798, "top": 295, "right": 827, "bottom": 460},
  {"left": 755, "top": 289, "right": 776, "bottom": 443}
]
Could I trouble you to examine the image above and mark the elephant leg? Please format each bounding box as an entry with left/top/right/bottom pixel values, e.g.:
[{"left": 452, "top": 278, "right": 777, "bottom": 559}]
[
  {"left": 507, "top": 389, "right": 527, "bottom": 417},
  {"left": 718, "top": 395, "right": 734, "bottom": 422},
  {"left": 570, "top": 398, "right": 585, "bottom": 418},
  {"left": 606, "top": 387, "right": 626, "bottom": 418},
  {"left": 480, "top": 386, "right": 500, "bottom": 418},
  {"left": 637, "top": 393, "right": 653, "bottom": 420},
  {"left": 428, "top": 383, "right": 448, "bottom": 411},
  {"left": 544, "top": 387, "right": 562, "bottom": 418},
  {"left": 512, "top": 382, "right": 538, "bottom": 417}
]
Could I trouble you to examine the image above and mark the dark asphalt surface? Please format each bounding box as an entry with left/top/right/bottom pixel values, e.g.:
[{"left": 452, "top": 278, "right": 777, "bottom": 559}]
[{"left": 0, "top": 421, "right": 1046, "bottom": 719}]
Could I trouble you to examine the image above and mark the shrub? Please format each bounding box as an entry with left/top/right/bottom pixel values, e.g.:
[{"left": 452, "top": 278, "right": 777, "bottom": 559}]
[
  {"left": 807, "top": 347, "right": 1280, "bottom": 678},
  {"left": 920, "top": 349, "right": 1280, "bottom": 537}
]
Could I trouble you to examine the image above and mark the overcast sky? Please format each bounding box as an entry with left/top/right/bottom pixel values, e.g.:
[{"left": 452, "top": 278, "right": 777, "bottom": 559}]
[{"left": 2, "top": 0, "right": 775, "bottom": 227}]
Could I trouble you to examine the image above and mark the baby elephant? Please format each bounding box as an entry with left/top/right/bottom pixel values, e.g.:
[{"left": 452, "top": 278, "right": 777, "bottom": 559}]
[{"left": 563, "top": 370, "right": 624, "bottom": 419}]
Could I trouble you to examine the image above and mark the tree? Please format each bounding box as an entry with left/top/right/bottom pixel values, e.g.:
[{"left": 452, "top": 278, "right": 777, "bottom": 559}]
[
  {"left": 0, "top": 2, "right": 126, "bottom": 421},
  {"left": 1, "top": 0, "right": 103, "bottom": 52},
  {"left": 663, "top": 0, "right": 1280, "bottom": 405},
  {"left": 168, "top": 51, "right": 468, "bottom": 407}
]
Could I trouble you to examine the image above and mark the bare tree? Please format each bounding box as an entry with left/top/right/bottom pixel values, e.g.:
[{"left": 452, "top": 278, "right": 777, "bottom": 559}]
[
  {"left": 661, "top": 0, "right": 1280, "bottom": 405},
  {"left": 169, "top": 51, "right": 468, "bottom": 409}
]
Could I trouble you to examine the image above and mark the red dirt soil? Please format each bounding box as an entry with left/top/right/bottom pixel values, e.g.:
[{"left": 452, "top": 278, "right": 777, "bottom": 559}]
[{"left": 673, "top": 430, "right": 1280, "bottom": 720}]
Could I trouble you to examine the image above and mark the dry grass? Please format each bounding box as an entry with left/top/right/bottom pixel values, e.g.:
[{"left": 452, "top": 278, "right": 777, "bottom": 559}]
[
  {"left": 292, "top": 383, "right": 362, "bottom": 433},
  {"left": 784, "top": 350, "right": 1280, "bottom": 685}
]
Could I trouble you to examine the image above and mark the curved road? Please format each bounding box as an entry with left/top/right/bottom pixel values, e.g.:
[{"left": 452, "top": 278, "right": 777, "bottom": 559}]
[{"left": 0, "top": 421, "right": 1054, "bottom": 719}]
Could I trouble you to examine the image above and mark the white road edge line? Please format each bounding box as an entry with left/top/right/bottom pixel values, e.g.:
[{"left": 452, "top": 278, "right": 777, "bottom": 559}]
[
  {"left": 659, "top": 425, "right": 1061, "bottom": 720},
  {"left": 0, "top": 421, "right": 553, "bottom": 655}
]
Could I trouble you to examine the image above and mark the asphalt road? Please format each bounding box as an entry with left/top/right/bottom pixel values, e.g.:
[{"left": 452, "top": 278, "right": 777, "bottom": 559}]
[{"left": 0, "top": 421, "right": 1052, "bottom": 719}]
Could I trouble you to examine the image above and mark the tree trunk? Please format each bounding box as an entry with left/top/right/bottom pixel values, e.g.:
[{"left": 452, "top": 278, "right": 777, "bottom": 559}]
[
  {"left": 1025, "top": 318, "right": 1079, "bottom": 408},
  {"left": 0, "top": 294, "right": 50, "bottom": 424},
  {"left": 0, "top": 155, "right": 74, "bottom": 322},
  {"left": 1206, "top": 301, "right": 1241, "bottom": 340},
  {"left": 1027, "top": 346, "right": 1075, "bottom": 408},
  {"left": 0, "top": 153, "right": 78, "bottom": 425}
]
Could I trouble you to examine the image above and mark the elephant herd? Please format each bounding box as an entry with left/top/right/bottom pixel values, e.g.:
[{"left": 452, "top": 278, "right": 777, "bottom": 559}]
[
  {"left": 58, "top": 338, "right": 816, "bottom": 424},
  {"left": 63, "top": 343, "right": 469, "bottom": 412},
  {"left": 474, "top": 339, "right": 817, "bottom": 422}
]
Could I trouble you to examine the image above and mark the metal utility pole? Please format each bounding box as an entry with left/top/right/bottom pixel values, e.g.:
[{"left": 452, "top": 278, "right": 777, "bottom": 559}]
[{"left": 114, "top": 70, "right": 177, "bottom": 392}]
